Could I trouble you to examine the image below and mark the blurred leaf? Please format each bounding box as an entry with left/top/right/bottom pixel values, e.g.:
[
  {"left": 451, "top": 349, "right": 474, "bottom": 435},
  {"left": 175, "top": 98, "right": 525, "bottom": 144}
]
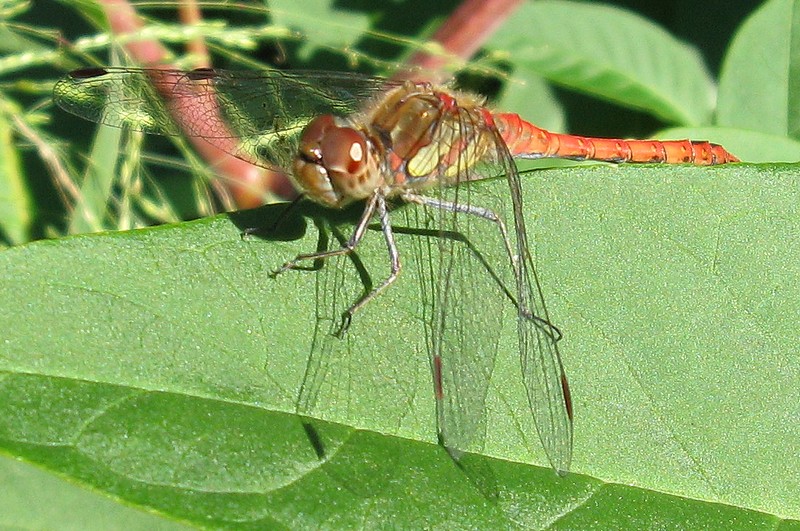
[
  {"left": 0, "top": 101, "right": 31, "bottom": 244},
  {"left": 488, "top": 0, "right": 716, "bottom": 126},
  {"left": 0, "top": 164, "right": 798, "bottom": 526},
  {"left": 268, "top": 0, "right": 372, "bottom": 62},
  {"left": 717, "top": 0, "right": 797, "bottom": 136},
  {"left": 0, "top": 24, "right": 48, "bottom": 55},
  {"left": 67, "top": 122, "right": 122, "bottom": 234},
  {"left": 494, "top": 68, "right": 566, "bottom": 133}
]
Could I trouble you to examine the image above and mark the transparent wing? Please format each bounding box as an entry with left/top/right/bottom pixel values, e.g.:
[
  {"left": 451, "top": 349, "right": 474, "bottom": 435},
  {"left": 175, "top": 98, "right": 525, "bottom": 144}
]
[
  {"left": 493, "top": 126, "right": 574, "bottom": 474},
  {"left": 53, "top": 67, "right": 388, "bottom": 171},
  {"left": 404, "top": 106, "right": 511, "bottom": 457},
  {"left": 294, "top": 225, "right": 360, "bottom": 426},
  {"left": 293, "top": 216, "right": 420, "bottom": 439},
  {"left": 417, "top": 104, "right": 573, "bottom": 470},
  {"left": 407, "top": 199, "right": 504, "bottom": 456}
]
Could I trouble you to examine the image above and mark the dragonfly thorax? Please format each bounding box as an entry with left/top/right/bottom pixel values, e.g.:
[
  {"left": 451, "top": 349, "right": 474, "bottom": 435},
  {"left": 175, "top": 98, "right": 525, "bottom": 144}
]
[{"left": 293, "top": 114, "right": 384, "bottom": 208}]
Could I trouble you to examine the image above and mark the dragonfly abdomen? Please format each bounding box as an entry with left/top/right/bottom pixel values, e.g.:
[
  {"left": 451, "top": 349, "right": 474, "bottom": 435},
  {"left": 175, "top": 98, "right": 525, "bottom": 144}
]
[{"left": 493, "top": 112, "right": 739, "bottom": 165}]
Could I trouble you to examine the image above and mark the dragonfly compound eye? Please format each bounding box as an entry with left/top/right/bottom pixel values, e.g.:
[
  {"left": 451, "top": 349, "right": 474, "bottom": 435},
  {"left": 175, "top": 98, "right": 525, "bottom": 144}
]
[
  {"left": 294, "top": 114, "right": 340, "bottom": 207},
  {"left": 297, "top": 114, "right": 337, "bottom": 163},
  {"left": 320, "top": 127, "right": 367, "bottom": 176},
  {"left": 295, "top": 115, "right": 377, "bottom": 208},
  {"left": 318, "top": 126, "right": 379, "bottom": 204}
]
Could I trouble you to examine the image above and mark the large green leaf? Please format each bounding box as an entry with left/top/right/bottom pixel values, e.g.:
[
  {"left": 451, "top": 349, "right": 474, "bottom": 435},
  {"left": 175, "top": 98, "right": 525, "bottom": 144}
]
[
  {"left": 1, "top": 164, "right": 798, "bottom": 527},
  {"left": 0, "top": 454, "right": 192, "bottom": 529}
]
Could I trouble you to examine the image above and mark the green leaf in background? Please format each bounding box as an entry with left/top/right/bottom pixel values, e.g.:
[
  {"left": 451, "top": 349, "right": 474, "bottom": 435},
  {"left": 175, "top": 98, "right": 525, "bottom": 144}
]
[
  {"left": 268, "top": 0, "right": 371, "bottom": 62},
  {"left": 1, "top": 164, "right": 798, "bottom": 527},
  {"left": 0, "top": 11, "right": 49, "bottom": 56},
  {"left": 67, "top": 121, "right": 123, "bottom": 234},
  {"left": 493, "top": 68, "right": 567, "bottom": 134},
  {"left": 717, "top": 0, "right": 797, "bottom": 137},
  {"left": 488, "top": 0, "right": 717, "bottom": 126}
]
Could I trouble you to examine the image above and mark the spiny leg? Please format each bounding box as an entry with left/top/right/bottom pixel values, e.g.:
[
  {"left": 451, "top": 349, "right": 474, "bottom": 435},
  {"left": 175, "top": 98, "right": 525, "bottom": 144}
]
[
  {"left": 270, "top": 192, "right": 380, "bottom": 276},
  {"left": 338, "top": 193, "right": 401, "bottom": 334},
  {"left": 272, "top": 190, "right": 402, "bottom": 336}
]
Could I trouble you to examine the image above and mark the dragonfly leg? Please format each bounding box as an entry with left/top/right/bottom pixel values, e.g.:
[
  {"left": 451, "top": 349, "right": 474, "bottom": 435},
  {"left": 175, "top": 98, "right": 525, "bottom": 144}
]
[
  {"left": 270, "top": 192, "right": 380, "bottom": 277},
  {"left": 401, "top": 190, "right": 516, "bottom": 266},
  {"left": 402, "top": 192, "right": 518, "bottom": 254},
  {"left": 271, "top": 190, "right": 402, "bottom": 337},
  {"left": 336, "top": 193, "right": 401, "bottom": 337},
  {"left": 527, "top": 314, "right": 563, "bottom": 342}
]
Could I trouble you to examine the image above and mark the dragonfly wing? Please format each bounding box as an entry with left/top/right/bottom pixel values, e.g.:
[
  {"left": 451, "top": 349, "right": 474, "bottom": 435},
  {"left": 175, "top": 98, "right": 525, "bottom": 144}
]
[
  {"left": 53, "top": 68, "right": 184, "bottom": 135},
  {"left": 518, "top": 295, "right": 574, "bottom": 474},
  {"left": 295, "top": 224, "right": 352, "bottom": 419},
  {"left": 418, "top": 104, "right": 573, "bottom": 471},
  {"left": 53, "top": 68, "right": 389, "bottom": 172},
  {"left": 294, "top": 217, "right": 422, "bottom": 442},
  {"left": 498, "top": 129, "right": 574, "bottom": 474},
  {"left": 402, "top": 106, "right": 519, "bottom": 457},
  {"left": 407, "top": 201, "right": 506, "bottom": 456}
]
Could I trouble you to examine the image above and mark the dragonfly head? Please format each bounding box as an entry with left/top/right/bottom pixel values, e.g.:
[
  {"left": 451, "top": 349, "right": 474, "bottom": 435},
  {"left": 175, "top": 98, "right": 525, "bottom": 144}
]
[{"left": 293, "top": 115, "right": 381, "bottom": 208}]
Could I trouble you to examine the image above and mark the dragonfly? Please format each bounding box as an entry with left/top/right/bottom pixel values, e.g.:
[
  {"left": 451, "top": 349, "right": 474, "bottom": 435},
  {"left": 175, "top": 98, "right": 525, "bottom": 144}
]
[{"left": 54, "top": 67, "right": 739, "bottom": 475}]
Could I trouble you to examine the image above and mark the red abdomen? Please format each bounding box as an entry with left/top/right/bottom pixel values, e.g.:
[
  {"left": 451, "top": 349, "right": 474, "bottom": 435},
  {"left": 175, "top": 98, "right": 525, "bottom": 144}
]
[{"left": 494, "top": 112, "right": 739, "bottom": 165}]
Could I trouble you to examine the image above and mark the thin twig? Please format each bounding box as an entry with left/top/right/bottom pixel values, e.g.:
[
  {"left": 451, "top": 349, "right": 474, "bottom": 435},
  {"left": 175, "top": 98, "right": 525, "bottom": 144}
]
[{"left": 10, "top": 112, "right": 88, "bottom": 222}]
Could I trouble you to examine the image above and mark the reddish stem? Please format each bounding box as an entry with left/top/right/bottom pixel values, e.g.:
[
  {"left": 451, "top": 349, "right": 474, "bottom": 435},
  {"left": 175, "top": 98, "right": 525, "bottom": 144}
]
[
  {"left": 178, "top": 0, "right": 211, "bottom": 66},
  {"left": 398, "top": 0, "right": 523, "bottom": 83}
]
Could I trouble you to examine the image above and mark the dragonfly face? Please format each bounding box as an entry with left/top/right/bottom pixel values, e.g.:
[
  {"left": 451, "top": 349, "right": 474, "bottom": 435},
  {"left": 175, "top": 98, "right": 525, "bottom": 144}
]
[{"left": 292, "top": 114, "right": 384, "bottom": 208}]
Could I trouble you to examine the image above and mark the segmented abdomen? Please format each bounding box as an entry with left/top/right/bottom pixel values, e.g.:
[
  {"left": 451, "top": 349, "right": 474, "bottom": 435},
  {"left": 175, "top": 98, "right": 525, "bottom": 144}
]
[{"left": 494, "top": 112, "right": 739, "bottom": 165}]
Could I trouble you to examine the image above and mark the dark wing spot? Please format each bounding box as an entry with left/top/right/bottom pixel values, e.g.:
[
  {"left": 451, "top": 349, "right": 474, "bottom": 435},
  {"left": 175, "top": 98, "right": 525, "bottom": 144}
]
[
  {"left": 68, "top": 67, "right": 109, "bottom": 79},
  {"left": 186, "top": 67, "right": 218, "bottom": 81}
]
